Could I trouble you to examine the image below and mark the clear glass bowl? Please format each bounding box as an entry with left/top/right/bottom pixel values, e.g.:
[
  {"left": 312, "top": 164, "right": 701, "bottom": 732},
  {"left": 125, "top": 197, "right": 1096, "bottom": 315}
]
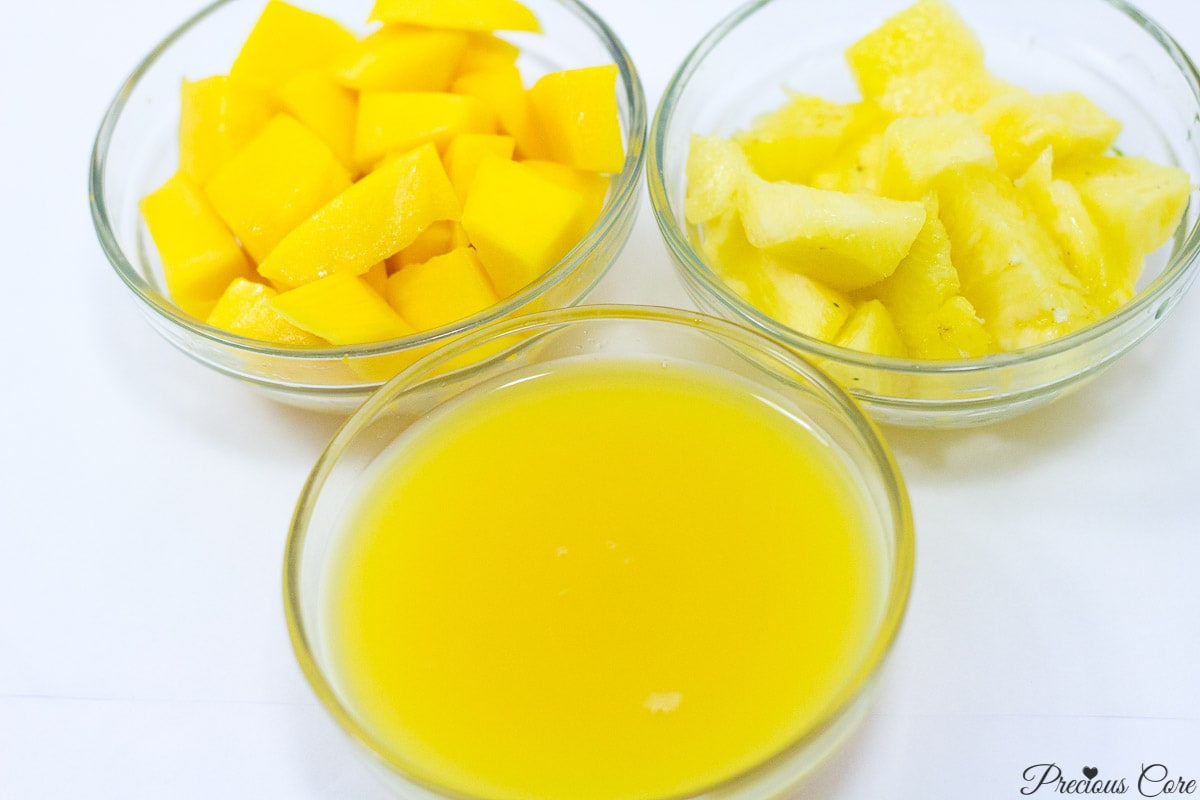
[
  {"left": 90, "top": 0, "right": 646, "bottom": 413},
  {"left": 284, "top": 305, "right": 914, "bottom": 799},
  {"left": 648, "top": 0, "right": 1200, "bottom": 428}
]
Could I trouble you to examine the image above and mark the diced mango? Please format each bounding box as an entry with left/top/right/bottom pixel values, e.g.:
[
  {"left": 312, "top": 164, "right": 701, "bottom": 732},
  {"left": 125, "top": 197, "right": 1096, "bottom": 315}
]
[
  {"left": 879, "top": 112, "right": 996, "bottom": 200},
  {"left": 272, "top": 273, "right": 413, "bottom": 345},
  {"left": 735, "top": 94, "right": 856, "bottom": 184},
  {"left": 452, "top": 66, "right": 548, "bottom": 159},
  {"left": 179, "top": 76, "right": 276, "bottom": 184},
  {"left": 976, "top": 90, "right": 1122, "bottom": 178},
  {"left": 522, "top": 160, "right": 610, "bottom": 239},
  {"left": 368, "top": 0, "right": 541, "bottom": 32},
  {"left": 332, "top": 26, "right": 469, "bottom": 92},
  {"left": 444, "top": 133, "right": 515, "bottom": 202},
  {"left": 274, "top": 69, "right": 358, "bottom": 171},
  {"left": 457, "top": 33, "right": 520, "bottom": 75},
  {"left": 835, "top": 300, "right": 908, "bottom": 357},
  {"left": 738, "top": 173, "right": 926, "bottom": 292},
  {"left": 258, "top": 143, "right": 461, "bottom": 286},
  {"left": 528, "top": 65, "right": 624, "bottom": 173},
  {"left": 462, "top": 157, "right": 588, "bottom": 296},
  {"left": 229, "top": 1, "right": 357, "bottom": 90},
  {"left": 362, "top": 262, "right": 390, "bottom": 295},
  {"left": 386, "top": 247, "right": 500, "bottom": 330},
  {"left": 204, "top": 114, "right": 353, "bottom": 263},
  {"left": 206, "top": 277, "right": 325, "bottom": 345},
  {"left": 684, "top": 134, "right": 751, "bottom": 226},
  {"left": 139, "top": 173, "right": 256, "bottom": 319},
  {"left": 355, "top": 91, "right": 495, "bottom": 169},
  {"left": 387, "top": 221, "right": 471, "bottom": 271}
]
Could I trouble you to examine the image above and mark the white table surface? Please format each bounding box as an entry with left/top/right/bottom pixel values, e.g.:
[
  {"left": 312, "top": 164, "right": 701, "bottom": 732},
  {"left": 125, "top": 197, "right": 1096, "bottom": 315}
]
[{"left": 3, "top": 1, "right": 1199, "bottom": 797}]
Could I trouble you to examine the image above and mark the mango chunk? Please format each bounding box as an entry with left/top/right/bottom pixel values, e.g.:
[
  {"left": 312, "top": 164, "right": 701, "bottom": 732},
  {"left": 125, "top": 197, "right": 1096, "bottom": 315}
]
[
  {"left": 368, "top": 0, "right": 541, "bottom": 33},
  {"left": 738, "top": 173, "right": 927, "bottom": 292},
  {"left": 206, "top": 277, "right": 325, "bottom": 345},
  {"left": 462, "top": 157, "right": 588, "bottom": 296},
  {"left": 387, "top": 220, "right": 471, "bottom": 271},
  {"left": 458, "top": 33, "right": 520, "bottom": 75},
  {"left": 271, "top": 273, "right": 414, "bottom": 344},
  {"left": 835, "top": 300, "right": 908, "bottom": 357},
  {"left": 140, "top": 173, "right": 256, "bottom": 319},
  {"left": 386, "top": 247, "right": 500, "bottom": 330},
  {"left": 735, "top": 94, "right": 856, "bottom": 184},
  {"left": 522, "top": 160, "right": 610, "bottom": 239},
  {"left": 332, "top": 26, "right": 469, "bottom": 92},
  {"left": 229, "top": 1, "right": 357, "bottom": 90},
  {"left": 879, "top": 112, "right": 996, "bottom": 200},
  {"left": 529, "top": 65, "right": 624, "bottom": 173},
  {"left": 452, "top": 66, "right": 548, "bottom": 159},
  {"left": 976, "top": 90, "right": 1122, "bottom": 178},
  {"left": 179, "top": 76, "right": 276, "bottom": 184},
  {"left": 204, "top": 114, "right": 353, "bottom": 263},
  {"left": 258, "top": 143, "right": 461, "bottom": 286},
  {"left": 274, "top": 69, "right": 358, "bottom": 171},
  {"left": 355, "top": 91, "right": 495, "bottom": 169},
  {"left": 444, "top": 133, "right": 516, "bottom": 202}
]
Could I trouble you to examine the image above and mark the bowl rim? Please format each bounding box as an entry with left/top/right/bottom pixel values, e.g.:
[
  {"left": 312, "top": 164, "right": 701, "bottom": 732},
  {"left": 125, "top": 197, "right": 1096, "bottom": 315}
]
[
  {"left": 89, "top": 0, "right": 647, "bottom": 363},
  {"left": 647, "top": 0, "right": 1200, "bottom": 378},
  {"left": 283, "top": 303, "right": 916, "bottom": 800}
]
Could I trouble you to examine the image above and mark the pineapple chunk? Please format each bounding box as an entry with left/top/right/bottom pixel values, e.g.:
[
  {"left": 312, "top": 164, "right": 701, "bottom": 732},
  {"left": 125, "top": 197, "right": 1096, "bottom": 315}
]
[
  {"left": 332, "top": 26, "right": 469, "bottom": 92},
  {"left": 179, "top": 76, "right": 275, "bottom": 185},
  {"left": 809, "top": 101, "right": 894, "bottom": 194},
  {"left": 206, "top": 278, "right": 325, "bottom": 345},
  {"left": 738, "top": 173, "right": 926, "bottom": 291},
  {"left": 368, "top": 0, "right": 541, "bottom": 33},
  {"left": 879, "top": 112, "right": 996, "bottom": 200},
  {"left": 918, "top": 295, "right": 993, "bottom": 358},
  {"left": 354, "top": 91, "right": 495, "bottom": 169},
  {"left": 386, "top": 247, "right": 500, "bottom": 330},
  {"left": 258, "top": 143, "right": 461, "bottom": 286},
  {"left": 139, "top": 173, "right": 256, "bottom": 319},
  {"left": 443, "top": 133, "right": 516, "bottom": 203},
  {"left": 271, "top": 273, "right": 414, "bottom": 345},
  {"left": 204, "top": 114, "right": 353, "bottom": 263},
  {"left": 835, "top": 300, "right": 908, "bottom": 357},
  {"left": 734, "top": 94, "right": 856, "bottom": 184},
  {"left": 876, "top": 65, "right": 1004, "bottom": 117},
  {"left": 229, "top": 1, "right": 357, "bottom": 90},
  {"left": 975, "top": 90, "right": 1122, "bottom": 178},
  {"left": 528, "top": 65, "right": 625, "bottom": 174},
  {"left": 684, "top": 134, "right": 751, "bottom": 225},
  {"left": 462, "top": 157, "right": 589, "bottom": 297}
]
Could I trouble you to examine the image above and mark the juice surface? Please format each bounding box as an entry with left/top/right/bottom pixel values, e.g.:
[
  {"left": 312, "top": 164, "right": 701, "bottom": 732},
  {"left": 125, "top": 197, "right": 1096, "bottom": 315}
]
[{"left": 325, "top": 358, "right": 882, "bottom": 800}]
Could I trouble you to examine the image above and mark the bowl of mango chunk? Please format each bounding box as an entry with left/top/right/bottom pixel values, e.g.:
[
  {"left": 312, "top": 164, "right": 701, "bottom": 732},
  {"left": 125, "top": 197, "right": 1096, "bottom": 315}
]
[
  {"left": 91, "top": 0, "right": 645, "bottom": 412},
  {"left": 650, "top": 0, "right": 1200, "bottom": 427}
]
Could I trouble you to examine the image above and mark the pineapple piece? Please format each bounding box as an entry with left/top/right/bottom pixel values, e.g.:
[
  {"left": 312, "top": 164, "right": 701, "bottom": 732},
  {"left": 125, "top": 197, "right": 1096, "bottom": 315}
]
[
  {"left": 271, "top": 273, "right": 414, "bottom": 345},
  {"left": 443, "top": 133, "right": 516, "bottom": 202},
  {"left": 274, "top": 69, "right": 358, "bottom": 172},
  {"left": 684, "top": 134, "right": 751, "bottom": 225},
  {"left": 355, "top": 91, "right": 495, "bottom": 169},
  {"left": 139, "top": 173, "right": 256, "bottom": 319},
  {"left": 528, "top": 65, "right": 625, "bottom": 173},
  {"left": 975, "top": 90, "right": 1122, "bottom": 178},
  {"left": 738, "top": 172, "right": 926, "bottom": 291},
  {"left": 876, "top": 65, "right": 1004, "bottom": 116},
  {"left": 835, "top": 300, "right": 908, "bottom": 357},
  {"left": 387, "top": 221, "right": 471, "bottom": 272},
  {"left": 258, "top": 143, "right": 461, "bottom": 286},
  {"left": 206, "top": 277, "right": 325, "bottom": 345},
  {"left": 1015, "top": 148, "right": 1111, "bottom": 305},
  {"left": 452, "top": 66, "right": 548, "bottom": 160},
  {"left": 809, "top": 101, "right": 894, "bottom": 194},
  {"left": 734, "top": 94, "right": 856, "bottom": 184},
  {"left": 917, "top": 295, "right": 993, "bottom": 358},
  {"left": 386, "top": 247, "right": 500, "bottom": 330},
  {"left": 1058, "top": 155, "right": 1192, "bottom": 302},
  {"left": 457, "top": 33, "right": 521, "bottom": 76},
  {"left": 179, "top": 76, "right": 275, "bottom": 185},
  {"left": 229, "top": 1, "right": 357, "bottom": 90},
  {"left": 331, "top": 26, "right": 469, "bottom": 92},
  {"left": 368, "top": 0, "right": 541, "bottom": 33},
  {"left": 879, "top": 112, "right": 996, "bottom": 200},
  {"left": 461, "top": 157, "right": 588, "bottom": 296},
  {"left": 204, "top": 114, "right": 353, "bottom": 263}
]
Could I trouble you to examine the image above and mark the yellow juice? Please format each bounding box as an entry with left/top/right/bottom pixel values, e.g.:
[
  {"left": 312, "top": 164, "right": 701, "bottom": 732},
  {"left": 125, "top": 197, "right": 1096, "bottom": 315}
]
[{"left": 325, "top": 357, "right": 882, "bottom": 800}]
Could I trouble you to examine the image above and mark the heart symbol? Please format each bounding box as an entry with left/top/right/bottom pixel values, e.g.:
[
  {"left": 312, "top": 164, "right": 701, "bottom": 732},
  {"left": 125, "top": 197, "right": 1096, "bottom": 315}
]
[{"left": 1083, "top": 767, "right": 1099, "bottom": 780}]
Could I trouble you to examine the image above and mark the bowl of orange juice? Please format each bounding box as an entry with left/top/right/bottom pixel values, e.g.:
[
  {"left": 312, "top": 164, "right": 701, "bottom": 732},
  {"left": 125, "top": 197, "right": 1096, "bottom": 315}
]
[{"left": 284, "top": 305, "right": 913, "bottom": 799}]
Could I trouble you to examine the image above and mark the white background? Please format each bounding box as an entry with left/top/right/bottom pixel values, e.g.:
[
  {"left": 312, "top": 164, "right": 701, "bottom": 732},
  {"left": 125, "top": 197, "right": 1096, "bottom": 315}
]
[{"left": 2, "top": 0, "right": 1199, "bottom": 798}]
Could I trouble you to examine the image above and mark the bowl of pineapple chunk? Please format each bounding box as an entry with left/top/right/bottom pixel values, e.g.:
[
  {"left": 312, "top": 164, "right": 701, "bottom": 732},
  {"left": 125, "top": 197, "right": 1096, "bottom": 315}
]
[
  {"left": 91, "top": 0, "right": 645, "bottom": 412},
  {"left": 649, "top": 0, "right": 1200, "bottom": 427}
]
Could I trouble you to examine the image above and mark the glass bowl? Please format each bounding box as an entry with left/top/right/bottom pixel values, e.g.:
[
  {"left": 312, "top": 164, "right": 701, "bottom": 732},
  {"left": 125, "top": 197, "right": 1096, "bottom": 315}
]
[
  {"left": 648, "top": 0, "right": 1200, "bottom": 428},
  {"left": 90, "top": 0, "right": 646, "bottom": 413},
  {"left": 284, "top": 305, "right": 914, "bottom": 799}
]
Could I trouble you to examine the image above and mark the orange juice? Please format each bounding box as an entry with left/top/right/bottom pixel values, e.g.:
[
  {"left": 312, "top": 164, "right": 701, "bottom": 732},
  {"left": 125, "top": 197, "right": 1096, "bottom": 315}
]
[{"left": 325, "top": 357, "right": 883, "bottom": 800}]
